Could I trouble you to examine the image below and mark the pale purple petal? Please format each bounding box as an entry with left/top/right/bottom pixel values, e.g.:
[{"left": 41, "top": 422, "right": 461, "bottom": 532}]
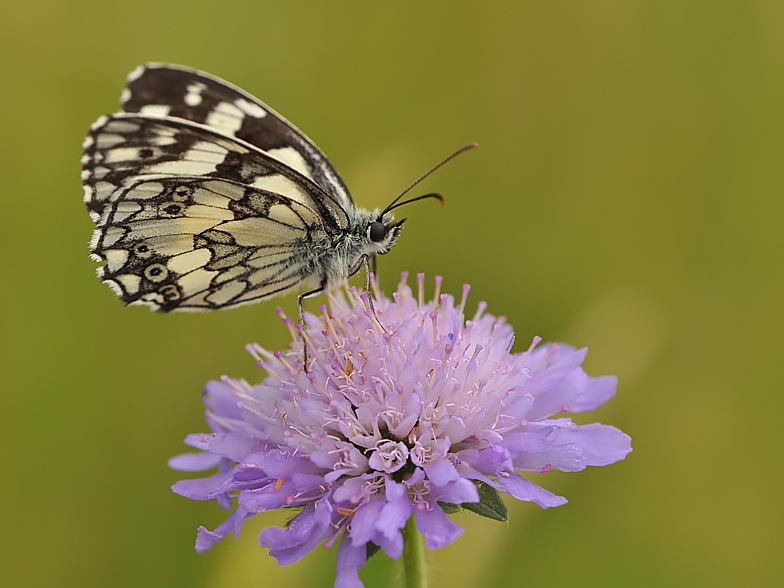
[
  {"left": 432, "top": 478, "right": 480, "bottom": 504},
  {"left": 171, "top": 469, "right": 233, "bottom": 501},
  {"left": 168, "top": 451, "right": 222, "bottom": 472},
  {"left": 499, "top": 472, "right": 568, "bottom": 508},
  {"left": 512, "top": 443, "right": 588, "bottom": 472},
  {"left": 501, "top": 427, "right": 555, "bottom": 453},
  {"left": 203, "top": 380, "right": 243, "bottom": 421},
  {"left": 372, "top": 526, "right": 403, "bottom": 559},
  {"left": 238, "top": 482, "right": 292, "bottom": 512},
  {"left": 553, "top": 423, "right": 632, "bottom": 465},
  {"left": 259, "top": 505, "right": 336, "bottom": 566},
  {"left": 470, "top": 445, "right": 514, "bottom": 475},
  {"left": 183, "top": 433, "right": 210, "bottom": 450},
  {"left": 208, "top": 434, "right": 262, "bottom": 461},
  {"left": 376, "top": 479, "right": 413, "bottom": 540},
  {"left": 569, "top": 375, "right": 618, "bottom": 412},
  {"left": 195, "top": 506, "right": 251, "bottom": 552},
  {"left": 335, "top": 532, "right": 367, "bottom": 588},
  {"left": 350, "top": 498, "right": 385, "bottom": 546},
  {"left": 423, "top": 458, "right": 459, "bottom": 486},
  {"left": 414, "top": 505, "right": 464, "bottom": 549}
]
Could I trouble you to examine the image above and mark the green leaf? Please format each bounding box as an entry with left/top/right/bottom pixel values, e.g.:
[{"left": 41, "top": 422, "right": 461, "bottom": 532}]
[
  {"left": 283, "top": 505, "right": 306, "bottom": 528},
  {"left": 460, "top": 481, "right": 509, "bottom": 522},
  {"left": 437, "top": 501, "right": 460, "bottom": 514},
  {"left": 366, "top": 541, "right": 382, "bottom": 561}
]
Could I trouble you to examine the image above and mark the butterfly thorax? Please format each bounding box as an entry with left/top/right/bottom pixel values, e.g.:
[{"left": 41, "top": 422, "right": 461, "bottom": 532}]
[{"left": 308, "top": 207, "right": 402, "bottom": 291}]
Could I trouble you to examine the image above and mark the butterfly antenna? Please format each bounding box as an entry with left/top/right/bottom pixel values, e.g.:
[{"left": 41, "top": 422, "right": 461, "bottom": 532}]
[{"left": 382, "top": 142, "right": 478, "bottom": 215}]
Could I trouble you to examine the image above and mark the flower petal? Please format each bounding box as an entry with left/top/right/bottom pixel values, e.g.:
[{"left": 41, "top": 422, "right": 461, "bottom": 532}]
[
  {"left": 432, "top": 478, "right": 480, "bottom": 504},
  {"left": 376, "top": 479, "right": 413, "bottom": 540},
  {"left": 208, "top": 434, "right": 261, "bottom": 462},
  {"left": 570, "top": 375, "right": 618, "bottom": 412},
  {"left": 414, "top": 504, "right": 464, "bottom": 549},
  {"left": 498, "top": 471, "right": 567, "bottom": 508},
  {"left": 335, "top": 531, "right": 367, "bottom": 588},
  {"left": 171, "top": 469, "right": 233, "bottom": 501},
  {"left": 350, "top": 498, "right": 385, "bottom": 546},
  {"left": 203, "top": 379, "right": 244, "bottom": 421},
  {"left": 512, "top": 442, "right": 588, "bottom": 472},
  {"left": 553, "top": 423, "right": 632, "bottom": 465},
  {"left": 424, "top": 457, "right": 460, "bottom": 486},
  {"left": 168, "top": 451, "right": 222, "bottom": 472},
  {"left": 259, "top": 504, "right": 335, "bottom": 565},
  {"left": 195, "top": 506, "right": 251, "bottom": 553}
]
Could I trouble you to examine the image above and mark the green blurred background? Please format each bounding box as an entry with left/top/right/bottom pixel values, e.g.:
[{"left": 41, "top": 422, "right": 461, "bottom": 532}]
[{"left": 2, "top": 1, "right": 782, "bottom": 587}]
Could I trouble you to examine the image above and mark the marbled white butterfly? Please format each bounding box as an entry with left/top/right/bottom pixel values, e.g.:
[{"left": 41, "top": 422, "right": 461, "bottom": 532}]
[{"left": 82, "top": 64, "right": 472, "bottom": 331}]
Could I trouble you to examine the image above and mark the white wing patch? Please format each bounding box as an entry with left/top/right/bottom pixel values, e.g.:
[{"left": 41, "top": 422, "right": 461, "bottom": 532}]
[
  {"left": 205, "top": 101, "right": 245, "bottom": 136},
  {"left": 250, "top": 174, "right": 312, "bottom": 206},
  {"left": 184, "top": 82, "right": 207, "bottom": 107},
  {"left": 139, "top": 104, "right": 171, "bottom": 117},
  {"left": 235, "top": 98, "right": 266, "bottom": 118},
  {"left": 267, "top": 146, "right": 314, "bottom": 180}
]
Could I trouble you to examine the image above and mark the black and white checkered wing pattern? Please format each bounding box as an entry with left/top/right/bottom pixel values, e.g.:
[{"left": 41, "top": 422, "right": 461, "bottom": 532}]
[
  {"left": 122, "top": 63, "right": 354, "bottom": 211},
  {"left": 82, "top": 113, "right": 345, "bottom": 311}
]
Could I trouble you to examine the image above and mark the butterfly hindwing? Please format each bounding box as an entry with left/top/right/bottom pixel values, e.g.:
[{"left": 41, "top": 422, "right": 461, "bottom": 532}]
[
  {"left": 122, "top": 63, "right": 354, "bottom": 211},
  {"left": 89, "top": 175, "right": 321, "bottom": 311}
]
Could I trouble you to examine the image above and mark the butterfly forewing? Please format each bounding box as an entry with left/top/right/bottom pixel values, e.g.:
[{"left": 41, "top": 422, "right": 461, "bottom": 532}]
[
  {"left": 122, "top": 64, "right": 353, "bottom": 211},
  {"left": 82, "top": 109, "right": 350, "bottom": 311},
  {"left": 83, "top": 113, "right": 347, "bottom": 228}
]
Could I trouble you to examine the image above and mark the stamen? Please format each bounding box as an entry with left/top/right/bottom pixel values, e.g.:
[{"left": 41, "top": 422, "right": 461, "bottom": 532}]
[
  {"left": 393, "top": 292, "right": 404, "bottom": 322},
  {"left": 236, "top": 401, "right": 266, "bottom": 418},
  {"left": 518, "top": 464, "right": 552, "bottom": 474},
  {"left": 370, "top": 272, "right": 381, "bottom": 302},
  {"left": 245, "top": 343, "right": 263, "bottom": 362},
  {"left": 430, "top": 311, "right": 439, "bottom": 348},
  {"left": 473, "top": 300, "right": 487, "bottom": 321},
  {"left": 276, "top": 307, "right": 300, "bottom": 340},
  {"left": 540, "top": 403, "right": 570, "bottom": 419},
  {"left": 323, "top": 529, "right": 342, "bottom": 549},
  {"left": 458, "top": 283, "right": 471, "bottom": 318},
  {"left": 274, "top": 350, "right": 298, "bottom": 375},
  {"left": 205, "top": 410, "right": 240, "bottom": 433}
]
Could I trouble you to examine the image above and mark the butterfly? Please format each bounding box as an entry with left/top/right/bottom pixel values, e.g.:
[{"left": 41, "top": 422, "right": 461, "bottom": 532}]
[{"left": 82, "top": 64, "right": 473, "bottom": 337}]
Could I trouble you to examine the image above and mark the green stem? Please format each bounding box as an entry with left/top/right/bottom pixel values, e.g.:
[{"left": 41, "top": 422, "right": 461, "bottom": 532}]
[{"left": 402, "top": 515, "right": 428, "bottom": 588}]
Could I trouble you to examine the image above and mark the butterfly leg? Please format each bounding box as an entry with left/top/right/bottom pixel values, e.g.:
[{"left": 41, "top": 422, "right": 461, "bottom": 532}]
[
  {"left": 350, "top": 255, "right": 386, "bottom": 334},
  {"left": 298, "top": 281, "right": 326, "bottom": 372}
]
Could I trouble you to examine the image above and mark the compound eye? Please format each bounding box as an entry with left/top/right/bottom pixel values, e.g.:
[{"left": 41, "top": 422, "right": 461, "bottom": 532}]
[{"left": 369, "top": 221, "right": 386, "bottom": 243}]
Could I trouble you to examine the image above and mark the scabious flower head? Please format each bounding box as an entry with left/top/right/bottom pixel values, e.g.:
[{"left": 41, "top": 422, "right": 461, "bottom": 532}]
[{"left": 170, "top": 273, "right": 632, "bottom": 588}]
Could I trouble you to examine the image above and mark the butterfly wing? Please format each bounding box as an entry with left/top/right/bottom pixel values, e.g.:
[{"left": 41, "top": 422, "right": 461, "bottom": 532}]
[
  {"left": 83, "top": 113, "right": 344, "bottom": 311},
  {"left": 121, "top": 63, "right": 354, "bottom": 212}
]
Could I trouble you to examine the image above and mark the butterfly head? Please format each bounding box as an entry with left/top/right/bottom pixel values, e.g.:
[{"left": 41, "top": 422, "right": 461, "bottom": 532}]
[{"left": 364, "top": 214, "right": 405, "bottom": 256}]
